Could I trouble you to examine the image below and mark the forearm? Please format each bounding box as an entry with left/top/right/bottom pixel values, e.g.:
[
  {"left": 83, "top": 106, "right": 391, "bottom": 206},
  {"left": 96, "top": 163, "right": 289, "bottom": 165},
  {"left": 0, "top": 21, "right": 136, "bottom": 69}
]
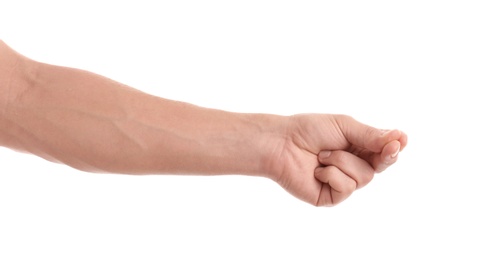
[{"left": 0, "top": 55, "right": 286, "bottom": 177}]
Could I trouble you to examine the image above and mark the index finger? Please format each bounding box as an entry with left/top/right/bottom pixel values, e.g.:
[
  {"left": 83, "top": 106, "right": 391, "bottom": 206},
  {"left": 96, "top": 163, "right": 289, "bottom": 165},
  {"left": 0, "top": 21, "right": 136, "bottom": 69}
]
[{"left": 336, "top": 115, "right": 404, "bottom": 153}]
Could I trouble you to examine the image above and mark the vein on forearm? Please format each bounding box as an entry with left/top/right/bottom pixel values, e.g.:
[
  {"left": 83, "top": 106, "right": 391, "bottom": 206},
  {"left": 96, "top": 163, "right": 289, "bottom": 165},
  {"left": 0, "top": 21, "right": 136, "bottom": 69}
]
[{"left": 1, "top": 61, "right": 276, "bottom": 177}]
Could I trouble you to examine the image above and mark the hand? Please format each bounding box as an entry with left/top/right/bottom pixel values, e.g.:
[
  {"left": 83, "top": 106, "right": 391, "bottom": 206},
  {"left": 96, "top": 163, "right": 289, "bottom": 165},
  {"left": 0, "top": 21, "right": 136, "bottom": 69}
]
[{"left": 268, "top": 114, "right": 407, "bottom": 206}]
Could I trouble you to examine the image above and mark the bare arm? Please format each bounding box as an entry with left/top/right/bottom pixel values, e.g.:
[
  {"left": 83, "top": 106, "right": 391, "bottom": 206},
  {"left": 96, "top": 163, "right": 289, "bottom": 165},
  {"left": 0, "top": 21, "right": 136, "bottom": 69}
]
[
  {"left": 0, "top": 41, "right": 283, "bottom": 177},
  {"left": 0, "top": 40, "right": 407, "bottom": 206}
]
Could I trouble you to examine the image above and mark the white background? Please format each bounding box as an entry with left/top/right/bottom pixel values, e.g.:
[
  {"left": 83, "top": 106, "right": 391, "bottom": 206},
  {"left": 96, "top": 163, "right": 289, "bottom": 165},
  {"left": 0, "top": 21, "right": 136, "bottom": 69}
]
[{"left": 1, "top": 1, "right": 477, "bottom": 259}]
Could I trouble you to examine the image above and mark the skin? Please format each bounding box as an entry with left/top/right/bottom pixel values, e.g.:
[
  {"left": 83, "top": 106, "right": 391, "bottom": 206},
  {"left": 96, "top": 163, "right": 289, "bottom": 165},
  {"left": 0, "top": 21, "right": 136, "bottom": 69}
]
[{"left": 0, "top": 40, "right": 407, "bottom": 206}]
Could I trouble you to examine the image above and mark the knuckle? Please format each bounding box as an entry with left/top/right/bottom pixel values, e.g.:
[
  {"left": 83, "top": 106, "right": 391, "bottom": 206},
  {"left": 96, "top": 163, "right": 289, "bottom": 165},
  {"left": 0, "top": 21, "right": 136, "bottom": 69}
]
[
  {"left": 333, "top": 114, "right": 353, "bottom": 132},
  {"left": 333, "top": 151, "right": 347, "bottom": 165},
  {"left": 343, "top": 180, "right": 356, "bottom": 194},
  {"left": 327, "top": 165, "right": 340, "bottom": 174},
  {"left": 335, "top": 114, "right": 353, "bottom": 123},
  {"left": 364, "top": 128, "right": 380, "bottom": 147},
  {"left": 361, "top": 172, "right": 375, "bottom": 186}
]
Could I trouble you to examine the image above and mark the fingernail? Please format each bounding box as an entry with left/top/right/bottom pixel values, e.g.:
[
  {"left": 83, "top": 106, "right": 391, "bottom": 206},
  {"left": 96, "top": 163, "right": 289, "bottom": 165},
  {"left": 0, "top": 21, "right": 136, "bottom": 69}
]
[
  {"left": 319, "top": 151, "right": 331, "bottom": 159},
  {"left": 391, "top": 145, "right": 400, "bottom": 158}
]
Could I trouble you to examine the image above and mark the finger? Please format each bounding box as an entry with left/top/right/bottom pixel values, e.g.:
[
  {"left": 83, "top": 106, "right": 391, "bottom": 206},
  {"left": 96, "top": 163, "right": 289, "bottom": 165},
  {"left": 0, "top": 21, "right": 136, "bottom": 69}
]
[
  {"left": 318, "top": 150, "right": 374, "bottom": 189},
  {"left": 336, "top": 115, "right": 403, "bottom": 153},
  {"left": 314, "top": 166, "right": 356, "bottom": 206},
  {"left": 399, "top": 131, "right": 408, "bottom": 151},
  {"left": 316, "top": 183, "right": 333, "bottom": 207},
  {"left": 364, "top": 140, "right": 401, "bottom": 173}
]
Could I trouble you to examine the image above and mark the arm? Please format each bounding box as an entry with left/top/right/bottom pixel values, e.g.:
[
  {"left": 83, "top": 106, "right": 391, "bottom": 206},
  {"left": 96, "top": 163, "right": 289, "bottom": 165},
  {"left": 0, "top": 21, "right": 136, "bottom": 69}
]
[
  {"left": 0, "top": 41, "right": 282, "bottom": 177},
  {"left": 0, "top": 40, "right": 407, "bottom": 206}
]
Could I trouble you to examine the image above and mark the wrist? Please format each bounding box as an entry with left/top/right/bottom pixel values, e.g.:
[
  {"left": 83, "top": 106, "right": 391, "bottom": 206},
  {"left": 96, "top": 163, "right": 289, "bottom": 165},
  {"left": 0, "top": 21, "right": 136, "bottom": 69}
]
[
  {"left": 0, "top": 46, "right": 38, "bottom": 108},
  {"left": 242, "top": 113, "right": 289, "bottom": 180},
  {"left": 0, "top": 42, "right": 39, "bottom": 148}
]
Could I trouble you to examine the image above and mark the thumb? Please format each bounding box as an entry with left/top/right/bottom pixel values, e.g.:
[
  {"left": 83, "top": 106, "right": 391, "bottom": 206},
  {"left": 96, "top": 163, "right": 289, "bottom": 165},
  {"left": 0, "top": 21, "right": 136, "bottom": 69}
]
[{"left": 336, "top": 115, "right": 402, "bottom": 153}]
